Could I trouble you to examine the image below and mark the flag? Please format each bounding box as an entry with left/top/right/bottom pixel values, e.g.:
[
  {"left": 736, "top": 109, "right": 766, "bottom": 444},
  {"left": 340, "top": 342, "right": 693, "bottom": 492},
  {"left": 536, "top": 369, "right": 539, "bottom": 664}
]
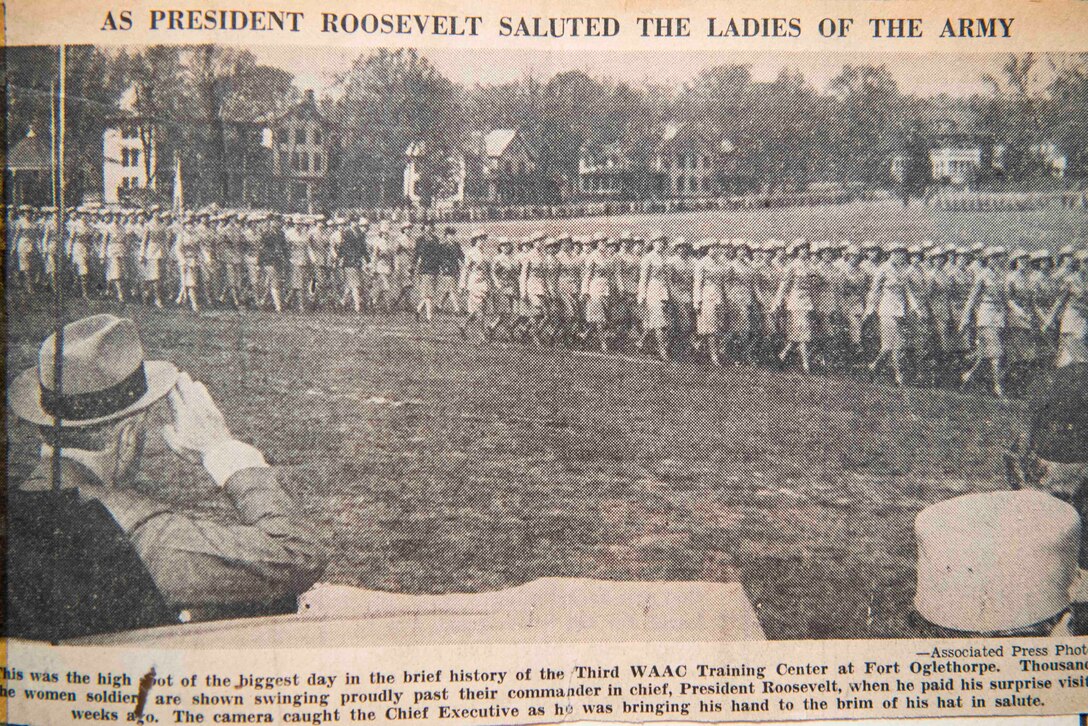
[{"left": 172, "top": 153, "right": 184, "bottom": 214}]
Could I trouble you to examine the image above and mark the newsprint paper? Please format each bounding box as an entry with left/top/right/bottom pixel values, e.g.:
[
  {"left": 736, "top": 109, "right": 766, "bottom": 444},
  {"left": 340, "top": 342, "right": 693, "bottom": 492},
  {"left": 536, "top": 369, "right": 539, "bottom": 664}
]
[{"left": 5, "top": 0, "right": 1088, "bottom": 723}]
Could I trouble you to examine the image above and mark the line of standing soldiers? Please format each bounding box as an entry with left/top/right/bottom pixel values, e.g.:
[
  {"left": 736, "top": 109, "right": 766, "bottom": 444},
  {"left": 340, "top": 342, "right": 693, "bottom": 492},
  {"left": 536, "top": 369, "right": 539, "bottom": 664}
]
[{"left": 8, "top": 203, "right": 1088, "bottom": 396}]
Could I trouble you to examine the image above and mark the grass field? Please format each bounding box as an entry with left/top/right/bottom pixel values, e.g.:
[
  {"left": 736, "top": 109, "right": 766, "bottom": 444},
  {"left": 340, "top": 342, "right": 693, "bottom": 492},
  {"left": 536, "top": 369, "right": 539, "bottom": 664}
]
[
  {"left": 6, "top": 199, "right": 1085, "bottom": 640},
  {"left": 464, "top": 197, "right": 1088, "bottom": 251}
]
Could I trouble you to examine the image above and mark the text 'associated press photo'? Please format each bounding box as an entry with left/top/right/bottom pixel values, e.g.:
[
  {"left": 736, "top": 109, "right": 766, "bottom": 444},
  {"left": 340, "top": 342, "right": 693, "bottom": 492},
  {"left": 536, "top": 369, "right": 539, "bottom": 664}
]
[{"left": 4, "top": 0, "right": 1088, "bottom": 724}]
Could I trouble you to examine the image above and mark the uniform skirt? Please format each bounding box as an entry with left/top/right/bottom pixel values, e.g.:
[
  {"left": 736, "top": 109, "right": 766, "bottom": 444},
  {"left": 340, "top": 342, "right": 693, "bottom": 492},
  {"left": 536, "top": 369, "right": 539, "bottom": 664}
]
[
  {"left": 492, "top": 289, "right": 517, "bottom": 319},
  {"left": 260, "top": 265, "right": 281, "bottom": 293},
  {"left": 182, "top": 260, "right": 200, "bottom": 288},
  {"left": 436, "top": 274, "right": 457, "bottom": 300},
  {"left": 1057, "top": 332, "right": 1088, "bottom": 367},
  {"left": 585, "top": 281, "right": 610, "bottom": 325},
  {"left": 71, "top": 244, "right": 89, "bottom": 275},
  {"left": 696, "top": 302, "right": 723, "bottom": 336},
  {"left": 17, "top": 243, "right": 34, "bottom": 273},
  {"left": 1006, "top": 327, "right": 1038, "bottom": 364},
  {"left": 417, "top": 273, "right": 438, "bottom": 299},
  {"left": 846, "top": 307, "right": 865, "bottom": 346},
  {"left": 371, "top": 271, "right": 393, "bottom": 293},
  {"left": 723, "top": 299, "right": 753, "bottom": 335},
  {"left": 524, "top": 278, "right": 547, "bottom": 313},
  {"left": 143, "top": 258, "right": 162, "bottom": 282},
  {"left": 787, "top": 309, "right": 813, "bottom": 343},
  {"left": 344, "top": 267, "right": 363, "bottom": 290},
  {"left": 106, "top": 257, "right": 123, "bottom": 282},
  {"left": 976, "top": 326, "right": 1005, "bottom": 359},
  {"left": 466, "top": 279, "right": 489, "bottom": 315},
  {"left": 879, "top": 315, "right": 905, "bottom": 353},
  {"left": 289, "top": 263, "right": 308, "bottom": 291},
  {"left": 245, "top": 257, "right": 262, "bottom": 288}
]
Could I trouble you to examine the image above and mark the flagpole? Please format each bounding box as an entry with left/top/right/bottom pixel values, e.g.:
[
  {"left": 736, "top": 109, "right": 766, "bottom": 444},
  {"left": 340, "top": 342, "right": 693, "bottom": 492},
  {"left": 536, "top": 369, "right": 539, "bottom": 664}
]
[
  {"left": 51, "top": 44, "right": 67, "bottom": 492},
  {"left": 50, "top": 43, "right": 67, "bottom": 646}
]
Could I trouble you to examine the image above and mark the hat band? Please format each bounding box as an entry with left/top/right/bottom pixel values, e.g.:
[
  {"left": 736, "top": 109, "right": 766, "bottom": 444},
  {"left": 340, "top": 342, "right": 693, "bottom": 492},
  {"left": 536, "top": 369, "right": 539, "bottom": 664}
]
[{"left": 40, "top": 362, "right": 148, "bottom": 421}]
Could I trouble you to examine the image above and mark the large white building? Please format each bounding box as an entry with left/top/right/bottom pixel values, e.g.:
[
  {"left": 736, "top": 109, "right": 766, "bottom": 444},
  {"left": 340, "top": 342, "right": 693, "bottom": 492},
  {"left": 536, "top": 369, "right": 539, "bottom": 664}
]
[
  {"left": 102, "top": 121, "right": 156, "bottom": 204},
  {"left": 102, "top": 86, "right": 157, "bottom": 204},
  {"left": 929, "top": 146, "right": 982, "bottom": 185}
]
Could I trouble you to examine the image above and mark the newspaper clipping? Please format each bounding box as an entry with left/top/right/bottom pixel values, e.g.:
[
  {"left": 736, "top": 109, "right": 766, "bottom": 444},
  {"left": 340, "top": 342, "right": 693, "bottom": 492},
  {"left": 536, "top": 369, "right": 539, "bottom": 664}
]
[{"left": 4, "top": 0, "right": 1088, "bottom": 723}]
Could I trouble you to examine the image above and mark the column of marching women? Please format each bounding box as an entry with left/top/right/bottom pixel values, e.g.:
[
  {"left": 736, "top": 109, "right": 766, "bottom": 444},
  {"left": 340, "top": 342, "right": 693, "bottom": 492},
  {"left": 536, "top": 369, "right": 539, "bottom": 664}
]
[{"left": 7, "top": 202, "right": 1087, "bottom": 396}]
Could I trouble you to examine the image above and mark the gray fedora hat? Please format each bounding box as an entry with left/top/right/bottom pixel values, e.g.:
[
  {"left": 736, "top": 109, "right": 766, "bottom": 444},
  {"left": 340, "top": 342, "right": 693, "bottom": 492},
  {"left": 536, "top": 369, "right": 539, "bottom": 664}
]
[{"left": 10, "top": 314, "right": 178, "bottom": 428}]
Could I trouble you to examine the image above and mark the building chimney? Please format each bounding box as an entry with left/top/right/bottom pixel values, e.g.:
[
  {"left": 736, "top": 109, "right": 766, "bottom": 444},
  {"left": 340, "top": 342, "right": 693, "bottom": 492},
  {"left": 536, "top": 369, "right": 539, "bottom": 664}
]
[{"left": 304, "top": 89, "right": 316, "bottom": 105}]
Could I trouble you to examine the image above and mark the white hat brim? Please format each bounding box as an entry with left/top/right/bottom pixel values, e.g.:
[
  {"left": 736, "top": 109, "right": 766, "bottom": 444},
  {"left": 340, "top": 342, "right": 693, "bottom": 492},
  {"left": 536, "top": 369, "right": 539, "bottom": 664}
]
[{"left": 9, "top": 360, "right": 179, "bottom": 428}]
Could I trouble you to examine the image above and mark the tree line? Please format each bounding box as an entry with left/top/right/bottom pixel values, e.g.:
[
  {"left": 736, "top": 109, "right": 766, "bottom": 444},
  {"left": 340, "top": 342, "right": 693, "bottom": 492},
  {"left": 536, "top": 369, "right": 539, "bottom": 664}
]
[{"left": 6, "top": 46, "right": 1087, "bottom": 208}]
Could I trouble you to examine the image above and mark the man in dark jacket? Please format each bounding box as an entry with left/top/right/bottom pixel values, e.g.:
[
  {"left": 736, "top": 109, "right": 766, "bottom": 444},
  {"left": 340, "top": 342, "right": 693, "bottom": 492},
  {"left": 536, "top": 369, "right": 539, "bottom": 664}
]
[{"left": 7, "top": 314, "right": 327, "bottom": 640}]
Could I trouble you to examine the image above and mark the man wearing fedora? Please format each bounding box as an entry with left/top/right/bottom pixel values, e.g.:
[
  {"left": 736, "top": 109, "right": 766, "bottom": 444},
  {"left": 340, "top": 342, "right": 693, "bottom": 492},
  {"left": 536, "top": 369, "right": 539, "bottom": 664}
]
[{"left": 7, "top": 314, "right": 327, "bottom": 641}]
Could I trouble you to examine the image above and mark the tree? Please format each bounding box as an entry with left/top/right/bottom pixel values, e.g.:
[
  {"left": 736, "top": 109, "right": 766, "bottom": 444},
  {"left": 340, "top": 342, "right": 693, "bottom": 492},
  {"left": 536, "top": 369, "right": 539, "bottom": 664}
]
[
  {"left": 827, "top": 65, "right": 906, "bottom": 188},
  {"left": 333, "top": 48, "right": 464, "bottom": 207},
  {"left": 1047, "top": 61, "right": 1088, "bottom": 179},
  {"left": 980, "top": 53, "right": 1051, "bottom": 183}
]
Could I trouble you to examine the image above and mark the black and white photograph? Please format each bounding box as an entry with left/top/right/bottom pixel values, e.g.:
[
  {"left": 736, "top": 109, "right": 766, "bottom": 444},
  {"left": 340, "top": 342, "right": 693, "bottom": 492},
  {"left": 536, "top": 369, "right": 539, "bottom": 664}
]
[{"left": 6, "top": 42, "right": 1088, "bottom": 648}]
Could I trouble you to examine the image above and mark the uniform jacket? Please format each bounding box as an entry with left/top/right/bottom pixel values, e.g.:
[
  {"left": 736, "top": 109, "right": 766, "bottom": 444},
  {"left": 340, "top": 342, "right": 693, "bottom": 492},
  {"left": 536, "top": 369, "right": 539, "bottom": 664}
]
[
  {"left": 866, "top": 262, "right": 920, "bottom": 319},
  {"left": 11, "top": 454, "right": 325, "bottom": 630}
]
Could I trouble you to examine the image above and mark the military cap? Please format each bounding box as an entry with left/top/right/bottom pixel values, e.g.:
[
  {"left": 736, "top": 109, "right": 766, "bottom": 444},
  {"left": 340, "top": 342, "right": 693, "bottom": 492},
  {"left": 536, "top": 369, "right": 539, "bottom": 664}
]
[
  {"left": 697, "top": 237, "right": 716, "bottom": 250},
  {"left": 469, "top": 228, "right": 488, "bottom": 241},
  {"left": 620, "top": 230, "right": 633, "bottom": 240},
  {"left": 983, "top": 245, "right": 1008, "bottom": 259},
  {"left": 648, "top": 230, "right": 667, "bottom": 242},
  {"left": 1030, "top": 249, "right": 1054, "bottom": 262},
  {"left": 555, "top": 232, "right": 572, "bottom": 243},
  {"left": 400, "top": 220, "right": 413, "bottom": 230},
  {"left": 496, "top": 236, "right": 513, "bottom": 249},
  {"left": 842, "top": 244, "right": 862, "bottom": 257},
  {"left": 1058, "top": 245, "right": 1075, "bottom": 258},
  {"left": 914, "top": 490, "right": 1080, "bottom": 633},
  {"left": 787, "top": 238, "right": 809, "bottom": 255},
  {"left": 671, "top": 236, "right": 692, "bottom": 250},
  {"left": 1010, "top": 248, "right": 1030, "bottom": 261},
  {"left": 886, "top": 241, "right": 909, "bottom": 253}
]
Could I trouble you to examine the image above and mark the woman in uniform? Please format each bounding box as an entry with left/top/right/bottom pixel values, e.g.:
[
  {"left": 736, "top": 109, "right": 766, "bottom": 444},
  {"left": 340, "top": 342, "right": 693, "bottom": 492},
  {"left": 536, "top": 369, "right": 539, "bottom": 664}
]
[
  {"left": 772, "top": 238, "right": 817, "bottom": 373},
  {"left": 1031, "top": 249, "right": 1061, "bottom": 369},
  {"left": 638, "top": 232, "right": 671, "bottom": 361},
  {"left": 68, "top": 209, "right": 91, "bottom": 299},
  {"left": 665, "top": 237, "right": 696, "bottom": 358},
  {"left": 520, "top": 235, "right": 549, "bottom": 345},
  {"left": 102, "top": 210, "right": 127, "bottom": 302},
  {"left": 1004, "top": 248, "right": 1039, "bottom": 391},
  {"left": 864, "top": 242, "right": 921, "bottom": 386},
  {"left": 724, "top": 238, "right": 758, "bottom": 366},
  {"left": 581, "top": 235, "right": 620, "bottom": 352},
  {"left": 140, "top": 209, "right": 168, "bottom": 308},
  {"left": 692, "top": 238, "right": 725, "bottom": 366},
  {"left": 178, "top": 215, "right": 203, "bottom": 313},
  {"left": 960, "top": 246, "right": 1010, "bottom": 397},
  {"left": 459, "top": 229, "right": 491, "bottom": 340},
  {"left": 489, "top": 237, "right": 520, "bottom": 341},
  {"left": 1044, "top": 250, "right": 1088, "bottom": 368},
  {"left": 923, "top": 246, "right": 955, "bottom": 386}
]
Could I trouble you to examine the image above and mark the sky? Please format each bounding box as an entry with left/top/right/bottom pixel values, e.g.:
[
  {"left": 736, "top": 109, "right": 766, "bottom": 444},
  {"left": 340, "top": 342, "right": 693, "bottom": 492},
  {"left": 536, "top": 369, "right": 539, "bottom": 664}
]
[{"left": 244, "top": 47, "right": 1075, "bottom": 99}]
